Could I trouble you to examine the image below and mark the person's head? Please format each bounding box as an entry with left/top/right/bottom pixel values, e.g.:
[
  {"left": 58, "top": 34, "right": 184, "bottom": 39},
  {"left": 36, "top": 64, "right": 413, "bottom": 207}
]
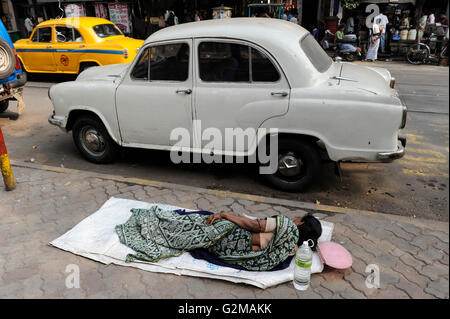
[
  {"left": 440, "top": 12, "right": 447, "bottom": 19},
  {"left": 338, "top": 24, "right": 345, "bottom": 31},
  {"left": 293, "top": 213, "right": 322, "bottom": 251}
]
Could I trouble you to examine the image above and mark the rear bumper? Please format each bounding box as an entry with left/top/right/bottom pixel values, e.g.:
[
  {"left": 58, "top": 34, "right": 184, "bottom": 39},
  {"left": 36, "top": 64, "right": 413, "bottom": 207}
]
[
  {"left": 4, "top": 72, "right": 27, "bottom": 90},
  {"left": 377, "top": 138, "right": 406, "bottom": 162}
]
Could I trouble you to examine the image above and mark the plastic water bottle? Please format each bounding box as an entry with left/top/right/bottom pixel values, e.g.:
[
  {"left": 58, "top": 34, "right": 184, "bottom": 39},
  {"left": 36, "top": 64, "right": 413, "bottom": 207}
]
[{"left": 293, "top": 241, "right": 312, "bottom": 290}]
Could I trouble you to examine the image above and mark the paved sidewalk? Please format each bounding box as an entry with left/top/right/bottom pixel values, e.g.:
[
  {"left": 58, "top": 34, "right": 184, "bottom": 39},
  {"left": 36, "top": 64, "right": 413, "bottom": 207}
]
[{"left": 0, "top": 163, "right": 448, "bottom": 299}]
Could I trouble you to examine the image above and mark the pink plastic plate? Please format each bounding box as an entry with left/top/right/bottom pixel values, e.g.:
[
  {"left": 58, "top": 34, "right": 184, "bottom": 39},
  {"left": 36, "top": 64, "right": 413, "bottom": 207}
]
[{"left": 317, "top": 241, "right": 353, "bottom": 269}]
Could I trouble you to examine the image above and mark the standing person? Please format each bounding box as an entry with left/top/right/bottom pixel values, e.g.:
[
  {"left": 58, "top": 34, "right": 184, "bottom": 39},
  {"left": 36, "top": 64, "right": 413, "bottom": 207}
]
[
  {"left": 439, "top": 12, "right": 448, "bottom": 32},
  {"left": 195, "top": 10, "right": 201, "bottom": 21},
  {"left": 365, "top": 22, "right": 383, "bottom": 62},
  {"left": 374, "top": 12, "right": 389, "bottom": 53},
  {"left": 24, "top": 16, "right": 34, "bottom": 37},
  {"left": 427, "top": 11, "right": 435, "bottom": 25},
  {"left": 158, "top": 14, "right": 166, "bottom": 29},
  {"left": 345, "top": 15, "right": 355, "bottom": 34}
]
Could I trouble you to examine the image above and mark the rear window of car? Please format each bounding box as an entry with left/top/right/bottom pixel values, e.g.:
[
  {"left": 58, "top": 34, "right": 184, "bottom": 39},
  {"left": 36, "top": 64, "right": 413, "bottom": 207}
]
[
  {"left": 300, "top": 34, "right": 332, "bottom": 73},
  {"left": 93, "top": 24, "right": 122, "bottom": 38}
]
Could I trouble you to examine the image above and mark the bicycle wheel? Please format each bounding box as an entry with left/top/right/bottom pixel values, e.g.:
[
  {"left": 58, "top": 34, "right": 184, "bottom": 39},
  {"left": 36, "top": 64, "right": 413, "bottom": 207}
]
[
  {"left": 406, "top": 43, "right": 429, "bottom": 65},
  {"left": 440, "top": 43, "right": 448, "bottom": 59}
]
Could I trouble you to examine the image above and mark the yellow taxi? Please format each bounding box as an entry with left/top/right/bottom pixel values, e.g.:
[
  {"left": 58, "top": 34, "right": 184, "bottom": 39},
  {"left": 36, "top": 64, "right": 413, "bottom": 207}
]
[{"left": 14, "top": 17, "right": 144, "bottom": 74}]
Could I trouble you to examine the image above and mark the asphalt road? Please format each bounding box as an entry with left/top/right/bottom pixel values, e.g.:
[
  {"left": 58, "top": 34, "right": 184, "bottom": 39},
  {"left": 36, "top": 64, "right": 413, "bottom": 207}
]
[{"left": 1, "top": 61, "right": 448, "bottom": 221}]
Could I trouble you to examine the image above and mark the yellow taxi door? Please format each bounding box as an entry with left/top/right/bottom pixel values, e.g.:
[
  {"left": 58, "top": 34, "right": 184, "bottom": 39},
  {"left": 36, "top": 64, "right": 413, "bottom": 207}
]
[
  {"left": 22, "top": 26, "right": 57, "bottom": 72},
  {"left": 53, "top": 26, "right": 85, "bottom": 73}
]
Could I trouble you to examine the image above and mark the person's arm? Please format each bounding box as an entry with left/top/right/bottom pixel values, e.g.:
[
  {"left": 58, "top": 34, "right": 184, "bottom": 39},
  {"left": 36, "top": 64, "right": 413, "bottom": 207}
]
[{"left": 206, "top": 212, "right": 267, "bottom": 233}]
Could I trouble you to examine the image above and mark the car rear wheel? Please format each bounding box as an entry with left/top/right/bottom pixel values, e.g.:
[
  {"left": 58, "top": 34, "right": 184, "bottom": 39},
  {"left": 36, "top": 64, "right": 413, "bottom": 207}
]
[
  {"left": 0, "top": 100, "right": 8, "bottom": 113},
  {"left": 0, "top": 38, "right": 16, "bottom": 79},
  {"left": 72, "top": 116, "right": 119, "bottom": 163},
  {"left": 261, "top": 138, "right": 322, "bottom": 192}
]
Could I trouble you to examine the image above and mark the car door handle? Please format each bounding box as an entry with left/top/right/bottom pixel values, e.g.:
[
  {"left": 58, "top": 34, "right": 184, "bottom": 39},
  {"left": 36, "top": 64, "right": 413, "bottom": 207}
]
[
  {"left": 271, "top": 91, "right": 288, "bottom": 97},
  {"left": 79, "top": 44, "right": 86, "bottom": 48},
  {"left": 47, "top": 45, "right": 53, "bottom": 49},
  {"left": 176, "top": 89, "right": 192, "bottom": 95}
]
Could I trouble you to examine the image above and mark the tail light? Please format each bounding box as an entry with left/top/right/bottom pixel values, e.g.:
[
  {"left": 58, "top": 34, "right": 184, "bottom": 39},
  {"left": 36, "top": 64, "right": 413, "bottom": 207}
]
[
  {"left": 13, "top": 49, "right": 21, "bottom": 70},
  {"left": 400, "top": 105, "right": 408, "bottom": 129},
  {"left": 390, "top": 77, "right": 396, "bottom": 89},
  {"left": 123, "top": 48, "right": 129, "bottom": 59}
]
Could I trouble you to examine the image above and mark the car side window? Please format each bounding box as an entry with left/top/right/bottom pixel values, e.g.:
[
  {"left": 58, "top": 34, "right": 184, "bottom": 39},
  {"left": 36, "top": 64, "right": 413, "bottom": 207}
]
[
  {"left": 251, "top": 48, "right": 280, "bottom": 82},
  {"left": 198, "top": 42, "right": 249, "bottom": 82},
  {"left": 148, "top": 43, "right": 189, "bottom": 81},
  {"left": 131, "top": 47, "right": 150, "bottom": 80},
  {"left": 56, "top": 26, "right": 83, "bottom": 43},
  {"left": 34, "top": 27, "right": 52, "bottom": 43}
]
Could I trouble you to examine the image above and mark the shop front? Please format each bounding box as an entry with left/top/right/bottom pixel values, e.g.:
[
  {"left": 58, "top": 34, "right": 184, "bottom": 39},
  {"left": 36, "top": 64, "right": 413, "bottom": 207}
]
[{"left": 340, "top": 0, "right": 449, "bottom": 58}]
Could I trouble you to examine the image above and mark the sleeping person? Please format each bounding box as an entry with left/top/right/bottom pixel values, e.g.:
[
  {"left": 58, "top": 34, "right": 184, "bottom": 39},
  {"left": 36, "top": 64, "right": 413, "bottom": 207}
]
[{"left": 115, "top": 207, "right": 322, "bottom": 271}]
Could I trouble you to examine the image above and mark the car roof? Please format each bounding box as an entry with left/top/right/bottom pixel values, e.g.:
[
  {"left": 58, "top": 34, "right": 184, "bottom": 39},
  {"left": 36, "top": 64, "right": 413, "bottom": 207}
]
[
  {"left": 36, "top": 17, "right": 113, "bottom": 28},
  {"left": 145, "top": 18, "right": 308, "bottom": 44}
]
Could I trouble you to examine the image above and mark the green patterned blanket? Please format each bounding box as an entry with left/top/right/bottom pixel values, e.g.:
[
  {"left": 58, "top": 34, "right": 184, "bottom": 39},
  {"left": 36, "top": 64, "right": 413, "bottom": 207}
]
[{"left": 115, "top": 206, "right": 298, "bottom": 271}]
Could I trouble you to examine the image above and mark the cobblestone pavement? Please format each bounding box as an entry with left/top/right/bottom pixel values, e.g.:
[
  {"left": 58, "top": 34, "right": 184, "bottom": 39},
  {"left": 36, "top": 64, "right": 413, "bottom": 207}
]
[{"left": 0, "top": 164, "right": 448, "bottom": 299}]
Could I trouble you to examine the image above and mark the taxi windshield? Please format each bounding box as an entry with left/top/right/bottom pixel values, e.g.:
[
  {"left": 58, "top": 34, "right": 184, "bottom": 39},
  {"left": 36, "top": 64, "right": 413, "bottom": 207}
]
[{"left": 93, "top": 24, "right": 123, "bottom": 38}]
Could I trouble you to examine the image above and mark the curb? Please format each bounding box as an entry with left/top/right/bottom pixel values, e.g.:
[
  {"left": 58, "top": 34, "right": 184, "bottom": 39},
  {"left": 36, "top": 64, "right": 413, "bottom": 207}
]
[{"left": 10, "top": 159, "right": 449, "bottom": 232}]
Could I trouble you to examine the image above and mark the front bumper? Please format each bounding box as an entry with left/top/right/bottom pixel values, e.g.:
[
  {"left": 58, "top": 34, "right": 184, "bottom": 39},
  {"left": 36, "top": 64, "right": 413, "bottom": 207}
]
[
  {"left": 377, "top": 138, "right": 406, "bottom": 162},
  {"left": 48, "top": 114, "right": 67, "bottom": 131}
]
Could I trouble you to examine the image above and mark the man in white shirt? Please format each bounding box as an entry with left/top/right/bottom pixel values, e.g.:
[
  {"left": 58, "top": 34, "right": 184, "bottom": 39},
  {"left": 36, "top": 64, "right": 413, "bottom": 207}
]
[
  {"left": 427, "top": 13, "right": 435, "bottom": 25},
  {"left": 374, "top": 13, "right": 389, "bottom": 53},
  {"left": 24, "top": 17, "right": 34, "bottom": 37}
]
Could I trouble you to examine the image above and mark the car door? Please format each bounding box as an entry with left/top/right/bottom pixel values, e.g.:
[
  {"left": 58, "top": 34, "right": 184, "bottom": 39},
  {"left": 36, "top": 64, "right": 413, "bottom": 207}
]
[
  {"left": 193, "top": 39, "right": 290, "bottom": 154},
  {"left": 116, "top": 39, "right": 193, "bottom": 148},
  {"left": 53, "top": 25, "right": 85, "bottom": 73},
  {"left": 21, "top": 26, "right": 57, "bottom": 72}
]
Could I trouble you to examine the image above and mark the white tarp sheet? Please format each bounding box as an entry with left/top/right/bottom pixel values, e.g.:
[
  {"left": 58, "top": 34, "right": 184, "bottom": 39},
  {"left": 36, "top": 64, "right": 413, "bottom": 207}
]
[{"left": 50, "top": 197, "right": 334, "bottom": 289}]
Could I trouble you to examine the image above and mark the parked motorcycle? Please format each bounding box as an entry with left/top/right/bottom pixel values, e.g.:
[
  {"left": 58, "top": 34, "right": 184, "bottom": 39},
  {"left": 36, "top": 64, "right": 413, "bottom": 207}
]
[{"left": 321, "top": 30, "right": 362, "bottom": 62}]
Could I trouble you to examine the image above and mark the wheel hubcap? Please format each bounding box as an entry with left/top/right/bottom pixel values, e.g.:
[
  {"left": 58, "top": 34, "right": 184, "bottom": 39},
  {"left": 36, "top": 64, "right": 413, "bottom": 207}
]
[
  {"left": 81, "top": 127, "right": 105, "bottom": 154},
  {"left": 278, "top": 153, "right": 302, "bottom": 177}
]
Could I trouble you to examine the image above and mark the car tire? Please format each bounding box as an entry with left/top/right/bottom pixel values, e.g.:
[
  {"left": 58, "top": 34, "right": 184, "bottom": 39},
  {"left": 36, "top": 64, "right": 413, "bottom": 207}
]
[
  {"left": 72, "top": 116, "right": 119, "bottom": 164},
  {"left": 0, "top": 38, "right": 15, "bottom": 79},
  {"left": 79, "top": 62, "right": 98, "bottom": 74},
  {"left": 0, "top": 100, "right": 8, "bottom": 113},
  {"left": 261, "top": 138, "right": 322, "bottom": 192}
]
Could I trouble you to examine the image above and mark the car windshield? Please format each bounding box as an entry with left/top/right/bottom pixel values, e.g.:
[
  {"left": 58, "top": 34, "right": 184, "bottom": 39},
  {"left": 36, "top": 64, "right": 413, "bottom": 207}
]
[
  {"left": 300, "top": 34, "right": 332, "bottom": 73},
  {"left": 93, "top": 24, "right": 123, "bottom": 38}
]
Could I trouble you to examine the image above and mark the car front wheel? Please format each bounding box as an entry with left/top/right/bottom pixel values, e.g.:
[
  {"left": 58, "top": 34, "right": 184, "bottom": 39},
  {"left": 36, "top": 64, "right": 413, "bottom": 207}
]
[
  {"left": 72, "top": 116, "right": 119, "bottom": 163},
  {"left": 261, "top": 138, "right": 322, "bottom": 192}
]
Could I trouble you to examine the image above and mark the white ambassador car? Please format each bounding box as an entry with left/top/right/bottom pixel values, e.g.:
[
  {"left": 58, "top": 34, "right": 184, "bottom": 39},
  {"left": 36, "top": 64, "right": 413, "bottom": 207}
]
[{"left": 48, "top": 18, "right": 407, "bottom": 191}]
